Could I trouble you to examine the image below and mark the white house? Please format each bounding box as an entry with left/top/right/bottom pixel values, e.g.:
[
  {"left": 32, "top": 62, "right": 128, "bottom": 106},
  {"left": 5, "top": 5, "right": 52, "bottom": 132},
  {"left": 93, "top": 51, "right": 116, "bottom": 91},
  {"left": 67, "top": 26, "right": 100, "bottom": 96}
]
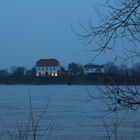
[
  {"left": 36, "top": 59, "right": 60, "bottom": 77},
  {"left": 84, "top": 64, "right": 104, "bottom": 75}
]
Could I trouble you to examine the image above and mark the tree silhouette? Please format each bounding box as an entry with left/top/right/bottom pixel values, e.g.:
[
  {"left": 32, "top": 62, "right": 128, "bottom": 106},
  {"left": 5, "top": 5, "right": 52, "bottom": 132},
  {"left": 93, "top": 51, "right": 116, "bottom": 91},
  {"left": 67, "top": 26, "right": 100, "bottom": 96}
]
[{"left": 76, "top": 0, "right": 140, "bottom": 110}]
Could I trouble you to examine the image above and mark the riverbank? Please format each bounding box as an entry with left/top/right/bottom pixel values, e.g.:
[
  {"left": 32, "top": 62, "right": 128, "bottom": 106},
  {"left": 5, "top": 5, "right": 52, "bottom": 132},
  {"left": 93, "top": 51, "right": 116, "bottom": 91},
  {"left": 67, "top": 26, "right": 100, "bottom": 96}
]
[{"left": 0, "top": 75, "right": 140, "bottom": 85}]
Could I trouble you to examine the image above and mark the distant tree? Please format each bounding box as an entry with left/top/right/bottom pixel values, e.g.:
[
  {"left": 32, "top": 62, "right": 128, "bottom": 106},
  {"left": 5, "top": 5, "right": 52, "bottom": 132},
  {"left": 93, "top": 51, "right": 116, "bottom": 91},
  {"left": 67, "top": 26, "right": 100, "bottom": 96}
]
[
  {"left": 104, "top": 62, "right": 118, "bottom": 75},
  {"left": 60, "top": 66, "right": 65, "bottom": 72},
  {"left": 117, "top": 64, "right": 128, "bottom": 77},
  {"left": 31, "top": 67, "right": 36, "bottom": 77},
  {"left": 119, "top": 64, "right": 127, "bottom": 71},
  {"left": 10, "top": 66, "right": 17, "bottom": 74},
  {"left": 12, "top": 66, "right": 26, "bottom": 78},
  {"left": 68, "top": 63, "right": 83, "bottom": 76},
  {"left": 0, "top": 69, "right": 8, "bottom": 77},
  {"left": 134, "top": 63, "right": 140, "bottom": 81},
  {"left": 134, "top": 63, "right": 140, "bottom": 73}
]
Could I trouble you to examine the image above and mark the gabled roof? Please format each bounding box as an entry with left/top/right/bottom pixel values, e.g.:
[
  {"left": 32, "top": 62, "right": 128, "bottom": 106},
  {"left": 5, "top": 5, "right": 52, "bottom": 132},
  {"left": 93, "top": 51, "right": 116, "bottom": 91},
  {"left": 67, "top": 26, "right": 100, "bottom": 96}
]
[
  {"left": 84, "top": 64, "right": 104, "bottom": 69},
  {"left": 36, "top": 59, "right": 59, "bottom": 66}
]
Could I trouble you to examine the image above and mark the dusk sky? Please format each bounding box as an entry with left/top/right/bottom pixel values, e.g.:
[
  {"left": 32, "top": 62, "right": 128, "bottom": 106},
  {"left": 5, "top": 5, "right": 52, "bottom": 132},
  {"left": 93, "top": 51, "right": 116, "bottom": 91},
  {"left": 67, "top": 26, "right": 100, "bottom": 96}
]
[{"left": 0, "top": 0, "right": 127, "bottom": 69}]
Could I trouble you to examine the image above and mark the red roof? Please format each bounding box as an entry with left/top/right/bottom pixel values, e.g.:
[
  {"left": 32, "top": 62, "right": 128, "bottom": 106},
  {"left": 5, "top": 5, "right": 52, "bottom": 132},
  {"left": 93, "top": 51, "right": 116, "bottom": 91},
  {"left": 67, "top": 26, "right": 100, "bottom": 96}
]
[{"left": 36, "top": 59, "right": 59, "bottom": 66}]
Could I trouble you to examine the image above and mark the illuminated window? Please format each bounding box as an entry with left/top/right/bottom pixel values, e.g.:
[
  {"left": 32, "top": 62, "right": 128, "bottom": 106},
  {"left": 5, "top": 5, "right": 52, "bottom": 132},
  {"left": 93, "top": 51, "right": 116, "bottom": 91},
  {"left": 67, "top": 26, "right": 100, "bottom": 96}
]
[
  {"left": 36, "top": 72, "right": 41, "bottom": 77},
  {"left": 36, "top": 73, "right": 39, "bottom": 77},
  {"left": 55, "top": 73, "right": 58, "bottom": 77},
  {"left": 51, "top": 73, "right": 54, "bottom": 77}
]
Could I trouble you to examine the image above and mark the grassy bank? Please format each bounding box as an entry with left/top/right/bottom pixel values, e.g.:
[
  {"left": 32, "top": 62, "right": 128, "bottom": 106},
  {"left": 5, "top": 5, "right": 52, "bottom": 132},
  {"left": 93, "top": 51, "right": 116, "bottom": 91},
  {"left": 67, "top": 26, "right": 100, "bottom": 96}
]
[{"left": 0, "top": 75, "right": 140, "bottom": 85}]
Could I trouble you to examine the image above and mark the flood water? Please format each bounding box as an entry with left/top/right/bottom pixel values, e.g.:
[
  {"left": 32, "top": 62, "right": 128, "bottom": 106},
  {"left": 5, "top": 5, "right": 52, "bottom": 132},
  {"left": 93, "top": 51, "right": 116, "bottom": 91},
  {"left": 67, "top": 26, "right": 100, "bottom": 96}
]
[{"left": 0, "top": 85, "right": 140, "bottom": 140}]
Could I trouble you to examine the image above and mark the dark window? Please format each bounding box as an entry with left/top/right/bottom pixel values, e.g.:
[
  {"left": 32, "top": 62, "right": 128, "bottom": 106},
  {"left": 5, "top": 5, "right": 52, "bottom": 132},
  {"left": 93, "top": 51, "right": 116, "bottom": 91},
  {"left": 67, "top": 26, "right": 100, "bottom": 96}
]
[{"left": 97, "top": 68, "right": 101, "bottom": 71}]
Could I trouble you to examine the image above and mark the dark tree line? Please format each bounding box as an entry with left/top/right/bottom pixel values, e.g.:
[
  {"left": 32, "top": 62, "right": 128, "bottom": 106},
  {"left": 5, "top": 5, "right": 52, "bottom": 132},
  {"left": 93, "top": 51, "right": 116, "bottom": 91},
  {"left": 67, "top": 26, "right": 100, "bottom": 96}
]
[{"left": 0, "top": 58, "right": 140, "bottom": 87}]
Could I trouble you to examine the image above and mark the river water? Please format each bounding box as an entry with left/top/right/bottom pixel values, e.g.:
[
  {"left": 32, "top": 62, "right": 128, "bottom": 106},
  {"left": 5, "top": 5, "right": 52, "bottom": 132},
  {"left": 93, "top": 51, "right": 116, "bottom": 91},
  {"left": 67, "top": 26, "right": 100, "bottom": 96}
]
[{"left": 0, "top": 85, "right": 140, "bottom": 140}]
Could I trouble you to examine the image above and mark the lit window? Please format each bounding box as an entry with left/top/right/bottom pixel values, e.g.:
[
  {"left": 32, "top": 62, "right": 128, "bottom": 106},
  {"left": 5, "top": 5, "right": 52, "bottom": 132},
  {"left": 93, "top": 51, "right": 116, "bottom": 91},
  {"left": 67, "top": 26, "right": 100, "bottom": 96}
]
[
  {"left": 36, "top": 73, "right": 39, "bottom": 77},
  {"left": 55, "top": 73, "right": 58, "bottom": 77},
  {"left": 51, "top": 73, "right": 54, "bottom": 77}
]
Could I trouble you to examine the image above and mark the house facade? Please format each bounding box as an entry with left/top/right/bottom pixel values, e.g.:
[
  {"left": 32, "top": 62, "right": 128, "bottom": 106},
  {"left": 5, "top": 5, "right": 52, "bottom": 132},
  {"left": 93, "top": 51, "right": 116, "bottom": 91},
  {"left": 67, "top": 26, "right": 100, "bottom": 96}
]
[
  {"left": 84, "top": 64, "right": 104, "bottom": 75},
  {"left": 36, "top": 59, "right": 60, "bottom": 77}
]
